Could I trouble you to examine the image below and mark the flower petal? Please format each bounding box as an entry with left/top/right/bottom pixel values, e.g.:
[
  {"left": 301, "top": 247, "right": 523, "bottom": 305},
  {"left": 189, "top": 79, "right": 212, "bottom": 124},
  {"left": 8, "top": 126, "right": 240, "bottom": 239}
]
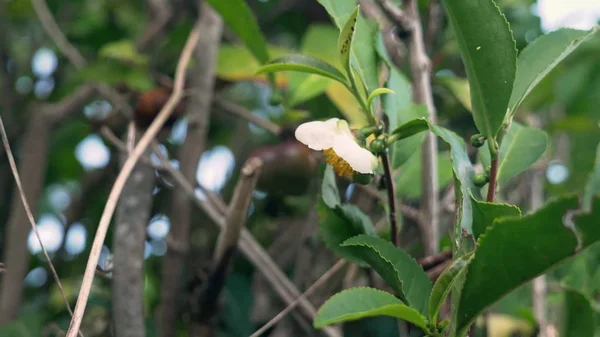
[
  {"left": 295, "top": 118, "right": 340, "bottom": 150},
  {"left": 332, "top": 133, "right": 379, "bottom": 174}
]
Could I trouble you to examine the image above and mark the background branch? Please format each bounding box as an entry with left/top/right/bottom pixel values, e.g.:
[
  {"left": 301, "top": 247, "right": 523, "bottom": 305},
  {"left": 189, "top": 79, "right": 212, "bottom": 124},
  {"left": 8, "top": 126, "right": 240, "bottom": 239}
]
[
  {"left": 0, "top": 86, "right": 97, "bottom": 322},
  {"left": 0, "top": 116, "right": 83, "bottom": 337},
  {"left": 377, "top": 0, "right": 440, "bottom": 255},
  {"left": 192, "top": 158, "right": 262, "bottom": 336},
  {"left": 158, "top": 3, "right": 223, "bottom": 336},
  {"left": 66, "top": 16, "right": 203, "bottom": 337},
  {"left": 31, "top": 0, "right": 87, "bottom": 69}
]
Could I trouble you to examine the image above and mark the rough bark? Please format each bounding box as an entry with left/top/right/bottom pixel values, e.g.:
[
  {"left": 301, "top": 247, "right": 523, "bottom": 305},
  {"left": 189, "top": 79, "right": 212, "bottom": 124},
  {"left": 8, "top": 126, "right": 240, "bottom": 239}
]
[
  {"left": 157, "top": 3, "right": 223, "bottom": 337},
  {"left": 112, "top": 129, "right": 156, "bottom": 337}
]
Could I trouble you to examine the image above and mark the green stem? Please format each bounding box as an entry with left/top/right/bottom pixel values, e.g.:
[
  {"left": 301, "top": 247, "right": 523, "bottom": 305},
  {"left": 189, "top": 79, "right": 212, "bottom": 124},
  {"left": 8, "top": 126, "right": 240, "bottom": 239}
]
[
  {"left": 380, "top": 152, "right": 398, "bottom": 246},
  {"left": 347, "top": 73, "right": 375, "bottom": 125}
]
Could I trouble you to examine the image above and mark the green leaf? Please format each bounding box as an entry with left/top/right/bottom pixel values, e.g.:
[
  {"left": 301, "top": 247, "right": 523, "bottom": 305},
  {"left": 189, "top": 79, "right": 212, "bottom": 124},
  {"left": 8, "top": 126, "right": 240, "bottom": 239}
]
[
  {"left": 206, "top": 0, "right": 269, "bottom": 64},
  {"left": 508, "top": 26, "right": 600, "bottom": 116},
  {"left": 454, "top": 196, "right": 600, "bottom": 336},
  {"left": 317, "top": 0, "right": 378, "bottom": 93},
  {"left": 436, "top": 75, "right": 472, "bottom": 111},
  {"left": 99, "top": 39, "right": 148, "bottom": 66},
  {"left": 314, "top": 287, "right": 429, "bottom": 330},
  {"left": 440, "top": 0, "right": 517, "bottom": 137},
  {"left": 428, "top": 253, "right": 472, "bottom": 322},
  {"left": 338, "top": 6, "right": 359, "bottom": 76},
  {"left": 583, "top": 143, "right": 600, "bottom": 211},
  {"left": 390, "top": 118, "right": 429, "bottom": 141},
  {"left": 385, "top": 69, "right": 428, "bottom": 168},
  {"left": 471, "top": 198, "right": 521, "bottom": 241},
  {"left": 562, "top": 289, "right": 595, "bottom": 337},
  {"left": 322, "top": 165, "right": 341, "bottom": 209},
  {"left": 367, "top": 88, "right": 395, "bottom": 111},
  {"left": 341, "top": 235, "right": 432, "bottom": 315},
  {"left": 479, "top": 122, "right": 548, "bottom": 186},
  {"left": 429, "top": 125, "right": 481, "bottom": 239},
  {"left": 256, "top": 55, "right": 348, "bottom": 85},
  {"left": 317, "top": 199, "right": 376, "bottom": 264}
]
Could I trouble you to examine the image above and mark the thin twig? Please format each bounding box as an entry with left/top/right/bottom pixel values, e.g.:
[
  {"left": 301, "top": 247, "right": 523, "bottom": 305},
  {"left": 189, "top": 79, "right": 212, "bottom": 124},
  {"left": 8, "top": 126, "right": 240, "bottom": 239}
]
[
  {"left": 418, "top": 248, "right": 452, "bottom": 270},
  {"left": 249, "top": 260, "right": 347, "bottom": 337},
  {"left": 381, "top": 153, "right": 399, "bottom": 246},
  {"left": 31, "top": 0, "right": 86, "bottom": 69},
  {"left": 0, "top": 116, "right": 84, "bottom": 337},
  {"left": 214, "top": 96, "right": 282, "bottom": 135},
  {"left": 65, "top": 20, "right": 203, "bottom": 337}
]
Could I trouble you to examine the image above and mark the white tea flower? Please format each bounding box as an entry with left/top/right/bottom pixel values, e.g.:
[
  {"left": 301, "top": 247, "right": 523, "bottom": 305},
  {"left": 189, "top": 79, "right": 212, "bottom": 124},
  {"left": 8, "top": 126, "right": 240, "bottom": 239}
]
[{"left": 295, "top": 118, "right": 378, "bottom": 178}]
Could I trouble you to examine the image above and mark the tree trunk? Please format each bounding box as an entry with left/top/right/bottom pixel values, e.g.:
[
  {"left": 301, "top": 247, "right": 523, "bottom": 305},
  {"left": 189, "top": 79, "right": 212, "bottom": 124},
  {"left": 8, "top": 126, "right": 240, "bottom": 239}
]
[{"left": 112, "top": 129, "right": 156, "bottom": 337}]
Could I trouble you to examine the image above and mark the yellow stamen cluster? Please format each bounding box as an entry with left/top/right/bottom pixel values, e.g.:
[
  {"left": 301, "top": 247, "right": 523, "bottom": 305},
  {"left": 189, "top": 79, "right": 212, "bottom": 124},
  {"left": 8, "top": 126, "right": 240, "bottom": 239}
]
[{"left": 323, "top": 148, "right": 353, "bottom": 178}]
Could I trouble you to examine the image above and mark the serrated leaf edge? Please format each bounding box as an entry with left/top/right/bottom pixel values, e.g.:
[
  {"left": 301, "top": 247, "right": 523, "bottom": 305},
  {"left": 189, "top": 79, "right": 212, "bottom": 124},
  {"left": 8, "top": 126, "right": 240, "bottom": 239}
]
[
  {"left": 341, "top": 235, "right": 430, "bottom": 308},
  {"left": 314, "top": 286, "right": 428, "bottom": 328},
  {"left": 456, "top": 196, "right": 587, "bottom": 335}
]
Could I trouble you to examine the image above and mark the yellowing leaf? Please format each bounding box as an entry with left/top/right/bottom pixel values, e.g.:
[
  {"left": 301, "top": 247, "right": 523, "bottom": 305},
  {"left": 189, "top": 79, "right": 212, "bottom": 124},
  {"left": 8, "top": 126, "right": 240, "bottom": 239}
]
[
  {"left": 216, "top": 44, "right": 289, "bottom": 86},
  {"left": 326, "top": 81, "right": 369, "bottom": 127},
  {"left": 99, "top": 40, "right": 148, "bottom": 66}
]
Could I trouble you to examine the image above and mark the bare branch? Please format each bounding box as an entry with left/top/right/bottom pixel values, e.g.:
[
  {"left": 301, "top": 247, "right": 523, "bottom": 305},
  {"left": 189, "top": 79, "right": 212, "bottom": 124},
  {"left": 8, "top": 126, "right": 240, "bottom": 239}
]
[
  {"left": 66, "top": 18, "right": 204, "bottom": 337},
  {"left": 136, "top": 0, "right": 173, "bottom": 51},
  {"left": 192, "top": 158, "right": 263, "bottom": 334},
  {"left": 31, "top": 0, "right": 87, "bottom": 69},
  {"left": 0, "top": 116, "right": 83, "bottom": 337},
  {"left": 214, "top": 157, "right": 262, "bottom": 263},
  {"left": 214, "top": 96, "right": 282, "bottom": 135},
  {"left": 45, "top": 84, "right": 98, "bottom": 123}
]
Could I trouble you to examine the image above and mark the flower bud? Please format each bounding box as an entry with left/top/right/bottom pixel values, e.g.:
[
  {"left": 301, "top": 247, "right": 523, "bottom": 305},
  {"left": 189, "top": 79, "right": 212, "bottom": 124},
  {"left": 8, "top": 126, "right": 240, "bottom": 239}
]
[
  {"left": 473, "top": 172, "right": 490, "bottom": 187},
  {"left": 369, "top": 138, "right": 386, "bottom": 154},
  {"left": 470, "top": 134, "right": 487, "bottom": 148}
]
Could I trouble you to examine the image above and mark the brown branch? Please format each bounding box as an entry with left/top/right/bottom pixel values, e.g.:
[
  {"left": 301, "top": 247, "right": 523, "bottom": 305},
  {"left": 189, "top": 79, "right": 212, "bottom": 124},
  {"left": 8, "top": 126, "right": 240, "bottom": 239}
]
[
  {"left": 136, "top": 0, "right": 173, "bottom": 51},
  {"left": 31, "top": 0, "right": 87, "bottom": 69},
  {"left": 418, "top": 248, "right": 452, "bottom": 270},
  {"left": 0, "top": 116, "right": 83, "bottom": 337},
  {"left": 112, "top": 128, "right": 156, "bottom": 337},
  {"left": 424, "top": 0, "right": 442, "bottom": 54},
  {"left": 192, "top": 158, "right": 262, "bottom": 335},
  {"left": 45, "top": 84, "right": 98, "bottom": 123},
  {"left": 65, "top": 17, "right": 203, "bottom": 337},
  {"left": 426, "top": 259, "right": 451, "bottom": 281},
  {"left": 214, "top": 96, "right": 282, "bottom": 135},
  {"left": 157, "top": 3, "right": 223, "bottom": 336}
]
